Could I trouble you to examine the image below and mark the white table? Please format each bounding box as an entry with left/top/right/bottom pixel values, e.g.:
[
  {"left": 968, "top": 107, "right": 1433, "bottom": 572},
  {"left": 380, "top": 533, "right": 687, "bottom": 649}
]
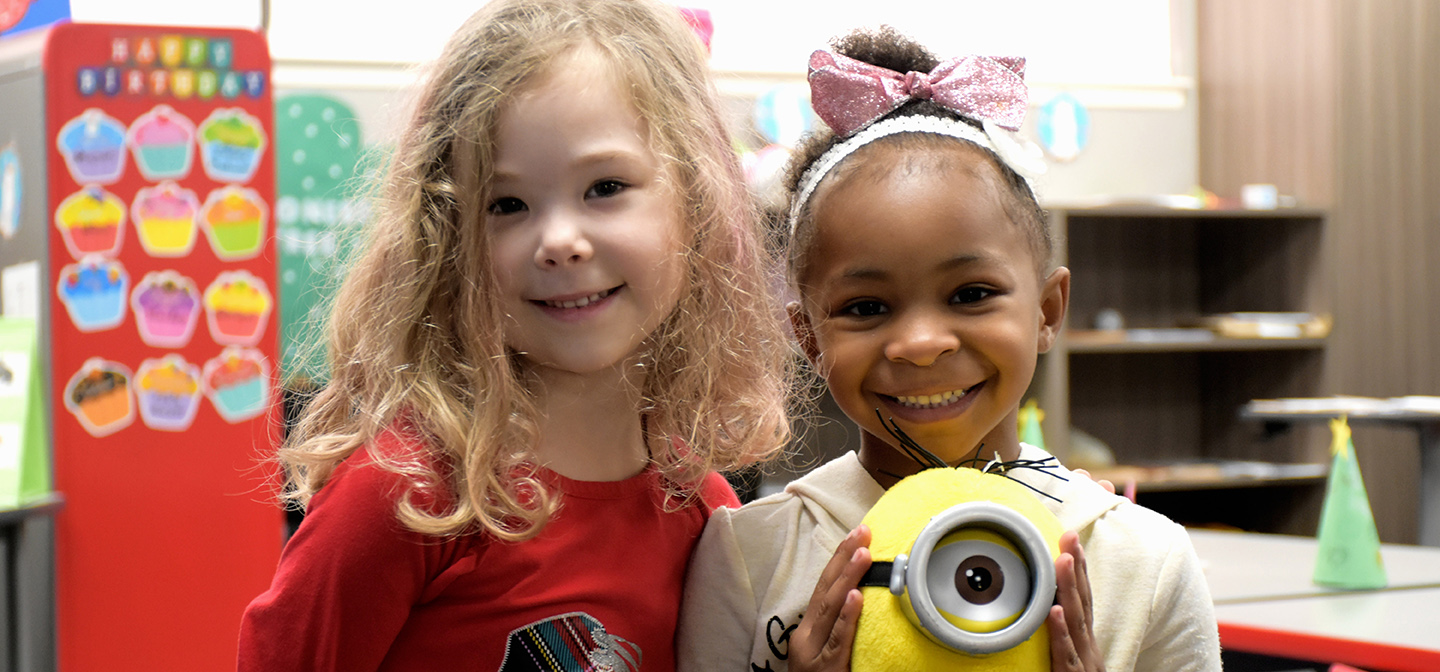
[
  {"left": 1189, "top": 529, "right": 1440, "bottom": 603},
  {"left": 1189, "top": 529, "right": 1440, "bottom": 672}
]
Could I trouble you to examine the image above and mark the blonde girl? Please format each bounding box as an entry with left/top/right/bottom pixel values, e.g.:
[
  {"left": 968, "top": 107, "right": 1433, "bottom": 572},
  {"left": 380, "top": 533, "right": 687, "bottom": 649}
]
[{"left": 239, "top": 0, "right": 791, "bottom": 669}]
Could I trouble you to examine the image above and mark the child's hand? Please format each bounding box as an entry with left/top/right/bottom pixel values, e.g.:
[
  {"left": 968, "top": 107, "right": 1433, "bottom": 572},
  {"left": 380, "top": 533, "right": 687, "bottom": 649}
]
[
  {"left": 788, "top": 525, "right": 872, "bottom": 672},
  {"left": 1047, "top": 531, "right": 1106, "bottom": 672}
]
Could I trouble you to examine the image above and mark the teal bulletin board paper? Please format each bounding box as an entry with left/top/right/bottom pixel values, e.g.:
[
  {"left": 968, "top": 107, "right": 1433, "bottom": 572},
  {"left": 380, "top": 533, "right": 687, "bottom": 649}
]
[
  {"left": 0, "top": 317, "right": 50, "bottom": 508},
  {"left": 274, "top": 93, "right": 368, "bottom": 386}
]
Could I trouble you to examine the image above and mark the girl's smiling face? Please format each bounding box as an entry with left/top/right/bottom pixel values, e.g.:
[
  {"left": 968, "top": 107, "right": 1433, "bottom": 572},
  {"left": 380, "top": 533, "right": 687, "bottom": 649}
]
[
  {"left": 792, "top": 141, "right": 1068, "bottom": 478},
  {"left": 488, "top": 46, "right": 687, "bottom": 379}
]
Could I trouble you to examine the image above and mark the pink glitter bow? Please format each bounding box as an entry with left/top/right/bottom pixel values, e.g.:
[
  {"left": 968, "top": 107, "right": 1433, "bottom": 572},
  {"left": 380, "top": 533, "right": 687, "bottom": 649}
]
[{"left": 807, "top": 50, "right": 1029, "bottom": 137}]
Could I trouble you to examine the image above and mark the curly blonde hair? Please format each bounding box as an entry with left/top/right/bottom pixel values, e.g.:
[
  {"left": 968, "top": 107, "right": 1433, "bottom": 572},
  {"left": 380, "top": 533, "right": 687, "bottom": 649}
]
[{"left": 281, "top": 0, "right": 793, "bottom": 541}]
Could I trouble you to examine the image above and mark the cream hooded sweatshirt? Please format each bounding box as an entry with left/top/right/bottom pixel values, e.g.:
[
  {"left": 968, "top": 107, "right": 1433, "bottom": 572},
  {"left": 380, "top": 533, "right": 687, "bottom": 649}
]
[{"left": 677, "top": 445, "right": 1221, "bottom": 672}]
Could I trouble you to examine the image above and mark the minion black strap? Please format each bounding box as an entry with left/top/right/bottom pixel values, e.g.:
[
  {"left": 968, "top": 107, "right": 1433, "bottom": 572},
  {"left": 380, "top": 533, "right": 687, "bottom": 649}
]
[{"left": 858, "top": 561, "right": 894, "bottom": 588}]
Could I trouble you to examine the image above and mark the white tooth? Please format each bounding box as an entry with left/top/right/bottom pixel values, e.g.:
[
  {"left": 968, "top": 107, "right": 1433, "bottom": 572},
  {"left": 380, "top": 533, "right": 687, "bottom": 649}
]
[
  {"left": 576, "top": 296, "right": 590, "bottom": 307},
  {"left": 563, "top": 300, "right": 576, "bottom": 308}
]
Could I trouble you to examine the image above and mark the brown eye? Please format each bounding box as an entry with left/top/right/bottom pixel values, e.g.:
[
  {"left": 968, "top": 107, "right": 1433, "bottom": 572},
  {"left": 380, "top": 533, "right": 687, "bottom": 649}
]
[
  {"left": 927, "top": 532, "right": 1032, "bottom": 633},
  {"left": 488, "top": 197, "right": 526, "bottom": 215},
  {"left": 955, "top": 555, "right": 1004, "bottom": 605}
]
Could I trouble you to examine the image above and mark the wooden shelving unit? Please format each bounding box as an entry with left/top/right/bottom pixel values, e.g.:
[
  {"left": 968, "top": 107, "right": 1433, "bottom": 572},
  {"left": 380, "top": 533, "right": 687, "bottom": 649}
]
[{"left": 1033, "top": 206, "right": 1332, "bottom": 533}]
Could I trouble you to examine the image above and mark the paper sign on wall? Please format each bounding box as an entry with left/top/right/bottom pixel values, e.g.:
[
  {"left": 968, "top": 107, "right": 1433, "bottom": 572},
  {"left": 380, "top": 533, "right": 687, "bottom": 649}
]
[{"left": 0, "top": 317, "right": 51, "bottom": 508}]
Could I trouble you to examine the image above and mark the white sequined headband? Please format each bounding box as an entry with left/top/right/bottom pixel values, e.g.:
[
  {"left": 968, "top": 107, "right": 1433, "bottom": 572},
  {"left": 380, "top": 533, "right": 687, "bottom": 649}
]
[{"left": 787, "top": 114, "right": 1046, "bottom": 234}]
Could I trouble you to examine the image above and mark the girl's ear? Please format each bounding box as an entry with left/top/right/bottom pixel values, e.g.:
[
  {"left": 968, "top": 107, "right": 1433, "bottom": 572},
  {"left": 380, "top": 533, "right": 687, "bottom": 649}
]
[
  {"left": 1037, "top": 266, "right": 1071, "bottom": 353},
  {"left": 787, "top": 301, "right": 821, "bottom": 365}
]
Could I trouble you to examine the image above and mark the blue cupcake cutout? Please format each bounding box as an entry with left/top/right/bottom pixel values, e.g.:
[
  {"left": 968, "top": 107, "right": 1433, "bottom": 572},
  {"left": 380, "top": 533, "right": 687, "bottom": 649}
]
[{"left": 57, "top": 257, "right": 129, "bottom": 332}]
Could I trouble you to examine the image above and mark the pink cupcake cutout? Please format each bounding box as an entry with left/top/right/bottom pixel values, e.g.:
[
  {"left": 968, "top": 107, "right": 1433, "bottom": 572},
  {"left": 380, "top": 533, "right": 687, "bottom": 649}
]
[
  {"left": 54, "top": 186, "right": 126, "bottom": 260},
  {"left": 56, "top": 109, "right": 127, "bottom": 185},
  {"left": 203, "top": 270, "right": 272, "bottom": 346},
  {"left": 130, "top": 270, "right": 201, "bottom": 348},
  {"left": 202, "top": 347, "right": 272, "bottom": 423},
  {"left": 127, "top": 105, "right": 196, "bottom": 181},
  {"left": 135, "top": 354, "right": 203, "bottom": 432},
  {"left": 131, "top": 182, "right": 199, "bottom": 257}
]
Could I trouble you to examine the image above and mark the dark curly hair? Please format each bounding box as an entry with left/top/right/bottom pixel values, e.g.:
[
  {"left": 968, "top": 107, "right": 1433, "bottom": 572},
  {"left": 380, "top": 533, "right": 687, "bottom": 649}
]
[{"left": 782, "top": 26, "right": 1051, "bottom": 283}]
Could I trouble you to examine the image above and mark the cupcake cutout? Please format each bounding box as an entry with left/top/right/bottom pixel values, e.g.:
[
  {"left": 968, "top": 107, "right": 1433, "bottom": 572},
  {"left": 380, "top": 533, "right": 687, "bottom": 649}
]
[
  {"left": 203, "top": 270, "right": 272, "bottom": 346},
  {"left": 132, "top": 182, "right": 200, "bottom": 257},
  {"left": 135, "top": 354, "right": 202, "bottom": 431},
  {"left": 202, "top": 347, "right": 271, "bottom": 423},
  {"left": 127, "top": 105, "right": 196, "bottom": 180},
  {"left": 56, "top": 109, "right": 127, "bottom": 185},
  {"left": 130, "top": 270, "right": 201, "bottom": 348},
  {"left": 199, "top": 185, "right": 266, "bottom": 260},
  {"left": 197, "top": 108, "right": 266, "bottom": 182},
  {"left": 63, "top": 359, "right": 135, "bottom": 437},
  {"left": 56, "top": 256, "right": 129, "bottom": 332},
  {"left": 55, "top": 186, "right": 126, "bottom": 259}
]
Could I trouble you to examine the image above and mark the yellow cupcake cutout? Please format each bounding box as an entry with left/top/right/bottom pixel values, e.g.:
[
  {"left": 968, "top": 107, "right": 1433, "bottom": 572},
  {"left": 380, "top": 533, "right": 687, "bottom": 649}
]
[
  {"left": 132, "top": 182, "right": 200, "bottom": 257},
  {"left": 55, "top": 187, "right": 126, "bottom": 259},
  {"left": 203, "top": 270, "right": 273, "bottom": 346}
]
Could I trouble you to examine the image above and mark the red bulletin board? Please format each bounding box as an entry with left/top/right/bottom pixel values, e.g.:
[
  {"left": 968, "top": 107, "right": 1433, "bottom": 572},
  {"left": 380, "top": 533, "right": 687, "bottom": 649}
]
[{"left": 42, "top": 23, "right": 282, "bottom": 671}]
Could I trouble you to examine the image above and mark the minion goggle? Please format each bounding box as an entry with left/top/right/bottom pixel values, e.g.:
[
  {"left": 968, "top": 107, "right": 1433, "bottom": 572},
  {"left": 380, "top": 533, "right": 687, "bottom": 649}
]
[{"left": 858, "top": 501, "right": 1057, "bottom": 654}]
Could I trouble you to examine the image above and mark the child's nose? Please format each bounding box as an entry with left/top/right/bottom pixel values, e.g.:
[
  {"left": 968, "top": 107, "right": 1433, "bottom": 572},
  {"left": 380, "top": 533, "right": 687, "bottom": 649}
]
[
  {"left": 534, "top": 212, "right": 594, "bottom": 267},
  {"left": 883, "top": 313, "right": 959, "bottom": 367}
]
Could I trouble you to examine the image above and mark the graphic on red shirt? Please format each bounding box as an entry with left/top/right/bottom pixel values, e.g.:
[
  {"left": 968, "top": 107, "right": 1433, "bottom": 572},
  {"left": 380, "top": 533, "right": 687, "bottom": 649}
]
[{"left": 497, "top": 612, "right": 640, "bottom": 672}]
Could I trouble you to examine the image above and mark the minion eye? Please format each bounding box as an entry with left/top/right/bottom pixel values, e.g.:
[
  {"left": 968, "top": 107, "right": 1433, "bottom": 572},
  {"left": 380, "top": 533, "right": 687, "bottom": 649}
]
[
  {"left": 927, "top": 532, "right": 1032, "bottom": 633},
  {"left": 879, "top": 501, "right": 1056, "bottom": 655}
]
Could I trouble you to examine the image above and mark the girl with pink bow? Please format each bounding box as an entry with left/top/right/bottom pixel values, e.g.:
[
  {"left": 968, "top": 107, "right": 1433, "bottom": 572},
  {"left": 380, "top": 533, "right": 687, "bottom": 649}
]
[{"left": 677, "top": 27, "right": 1220, "bottom": 672}]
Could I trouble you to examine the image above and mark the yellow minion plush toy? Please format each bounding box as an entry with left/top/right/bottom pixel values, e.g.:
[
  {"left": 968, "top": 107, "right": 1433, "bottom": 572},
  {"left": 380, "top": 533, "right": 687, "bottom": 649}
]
[{"left": 853, "top": 466, "right": 1064, "bottom": 672}]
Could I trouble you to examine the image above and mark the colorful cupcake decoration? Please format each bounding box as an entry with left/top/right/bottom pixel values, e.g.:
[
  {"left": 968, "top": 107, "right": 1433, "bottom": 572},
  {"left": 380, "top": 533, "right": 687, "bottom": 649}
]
[
  {"left": 135, "top": 354, "right": 203, "bottom": 432},
  {"left": 203, "top": 270, "right": 272, "bottom": 346},
  {"left": 197, "top": 108, "right": 266, "bottom": 182},
  {"left": 63, "top": 359, "right": 136, "bottom": 437},
  {"left": 199, "top": 185, "right": 266, "bottom": 260},
  {"left": 202, "top": 347, "right": 271, "bottom": 423},
  {"left": 132, "top": 182, "right": 200, "bottom": 257},
  {"left": 55, "top": 186, "right": 126, "bottom": 259},
  {"left": 56, "top": 109, "right": 127, "bottom": 185},
  {"left": 127, "top": 105, "right": 196, "bottom": 180},
  {"left": 56, "top": 256, "right": 129, "bottom": 332},
  {"left": 130, "top": 270, "right": 201, "bottom": 348}
]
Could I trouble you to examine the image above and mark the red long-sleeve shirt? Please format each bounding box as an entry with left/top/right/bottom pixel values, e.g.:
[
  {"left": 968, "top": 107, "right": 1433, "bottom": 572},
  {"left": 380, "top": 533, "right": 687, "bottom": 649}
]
[{"left": 238, "top": 428, "right": 738, "bottom": 672}]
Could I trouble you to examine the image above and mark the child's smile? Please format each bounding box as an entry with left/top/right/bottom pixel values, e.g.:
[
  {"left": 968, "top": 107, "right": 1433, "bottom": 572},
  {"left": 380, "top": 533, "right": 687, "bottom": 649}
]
[
  {"left": 792, "top": 141, "right": 1068, "bottom": 478},
  {"left": 488, "top": 46, "right": 687, "bottom": 378}
]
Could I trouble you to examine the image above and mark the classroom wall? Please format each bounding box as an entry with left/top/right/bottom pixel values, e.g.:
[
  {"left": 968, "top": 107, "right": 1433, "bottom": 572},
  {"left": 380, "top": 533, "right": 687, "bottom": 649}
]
[{"left": 1199, "top": 0, "right": 1440, "bottom": 544}]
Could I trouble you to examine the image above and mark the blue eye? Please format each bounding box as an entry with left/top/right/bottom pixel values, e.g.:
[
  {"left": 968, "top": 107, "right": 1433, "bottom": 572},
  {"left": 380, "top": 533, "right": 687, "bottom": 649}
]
[
  {"left": 842, "top": 300, "right": 888, "bottom": 317},
  {"left": 488, "top": 197, "right": 526, "bottom": 215},
  {"left": 586, "top": 179, "right": 626, "bottom": 198},
  {"left": 951, "top": 287, "right": 994, "bottom": 305}
]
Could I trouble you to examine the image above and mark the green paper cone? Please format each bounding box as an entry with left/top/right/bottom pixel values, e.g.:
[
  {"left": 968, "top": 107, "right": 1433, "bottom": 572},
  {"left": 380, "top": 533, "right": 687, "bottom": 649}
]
[
  {"left": 1313, "top": 417, "right": 1387, "bottom": 589},
  {"left": 1018, "top": 398, "right": 1046, "bottom": 451}
]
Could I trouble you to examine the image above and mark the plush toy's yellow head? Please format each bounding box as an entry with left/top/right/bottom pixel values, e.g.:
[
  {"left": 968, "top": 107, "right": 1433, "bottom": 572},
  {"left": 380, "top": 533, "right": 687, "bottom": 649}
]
[{"left": 853, "top": 467, "right": 1063, "bottom": 672}]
